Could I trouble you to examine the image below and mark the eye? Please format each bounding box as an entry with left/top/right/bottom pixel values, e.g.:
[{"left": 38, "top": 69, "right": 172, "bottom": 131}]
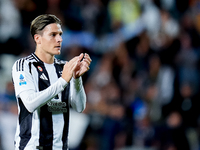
[{"left": 51, "top": 33, "right": 56, "bottom": 37}]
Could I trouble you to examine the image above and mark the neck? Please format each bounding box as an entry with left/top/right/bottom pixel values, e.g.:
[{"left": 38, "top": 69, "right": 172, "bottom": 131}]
[{"left": 35, "top": 49, "right": 54, "bottom": 64}]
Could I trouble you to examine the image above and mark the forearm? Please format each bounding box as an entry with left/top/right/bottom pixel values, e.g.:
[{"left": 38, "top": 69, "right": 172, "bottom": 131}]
[
  {"left": 70, "top": 77, "right": 86, "bottom": 113},
  {"left": 19, "top": 77, "right": 68, "bottom": 113}
]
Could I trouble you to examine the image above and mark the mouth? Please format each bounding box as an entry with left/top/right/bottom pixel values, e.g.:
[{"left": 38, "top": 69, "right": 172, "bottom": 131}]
[{"left": 55, "top": 46, "right": 61, "bottom": 49}]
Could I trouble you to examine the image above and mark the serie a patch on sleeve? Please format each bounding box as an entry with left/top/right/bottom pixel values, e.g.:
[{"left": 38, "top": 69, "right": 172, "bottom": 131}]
[{"left": 19, "top": 73, "right": 27, "bottom": 86}]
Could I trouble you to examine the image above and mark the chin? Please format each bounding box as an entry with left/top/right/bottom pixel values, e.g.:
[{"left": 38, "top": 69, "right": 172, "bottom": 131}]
[{"left": 54, "top": 50, "right": 61, "bottom": 55}]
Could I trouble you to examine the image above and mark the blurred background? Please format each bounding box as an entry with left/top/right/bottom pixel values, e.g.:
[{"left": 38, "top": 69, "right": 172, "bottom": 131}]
[{"left": 1, "top": 0, "right": 200, "bottom": 150}]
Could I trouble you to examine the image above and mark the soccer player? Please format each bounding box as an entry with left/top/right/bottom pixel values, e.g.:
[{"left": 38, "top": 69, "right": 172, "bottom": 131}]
[{"left": 12, "top": 14, "right": 92, "bottom": 150}]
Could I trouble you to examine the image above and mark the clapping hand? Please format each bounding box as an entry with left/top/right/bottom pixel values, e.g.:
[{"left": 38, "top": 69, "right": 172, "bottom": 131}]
[
  {"left": 62, "top": 53, "right": 92, "bottom": 82},
  {"left": 73, "top": 53, "right": 92, "bottom": 79}
]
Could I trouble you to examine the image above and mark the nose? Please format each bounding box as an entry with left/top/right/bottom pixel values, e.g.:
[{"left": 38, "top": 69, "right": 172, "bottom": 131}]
[{"left": 57, "top": 35, "right": 63, "bottom": 43}]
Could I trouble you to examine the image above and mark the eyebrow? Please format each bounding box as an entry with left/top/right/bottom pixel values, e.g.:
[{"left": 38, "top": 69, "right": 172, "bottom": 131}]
[{"left": 50, "top": 31, "right": 63, "bottom": 35}]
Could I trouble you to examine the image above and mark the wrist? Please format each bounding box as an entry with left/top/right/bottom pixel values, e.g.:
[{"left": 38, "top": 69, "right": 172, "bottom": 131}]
[
  {"left": 59, "top": 77, "right": 69, "bottom": 88},
  {"left": 61, "top": 75, "right": 71, "bottom": 83},
  {"left": 72, "top": 76, "right": 83, "bottom": 91},
  {"left": 73, "top": 72, "right": 80, "bottom": 79}
]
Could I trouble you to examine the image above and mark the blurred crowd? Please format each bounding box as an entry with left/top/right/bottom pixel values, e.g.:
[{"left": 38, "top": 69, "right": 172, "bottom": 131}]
[{"left": 1, "top": 0, "right": 200, "bottom": 150}]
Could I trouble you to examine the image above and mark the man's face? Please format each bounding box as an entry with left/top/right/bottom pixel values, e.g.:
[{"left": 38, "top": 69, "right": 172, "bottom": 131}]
[{"left": 37, "top": 23, "right": 63, "bottom": 56}]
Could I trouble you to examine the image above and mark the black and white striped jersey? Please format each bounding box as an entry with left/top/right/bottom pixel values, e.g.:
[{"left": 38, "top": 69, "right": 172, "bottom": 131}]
[{"left": 12, "top": 53, "right": 86, "bottom": 150}]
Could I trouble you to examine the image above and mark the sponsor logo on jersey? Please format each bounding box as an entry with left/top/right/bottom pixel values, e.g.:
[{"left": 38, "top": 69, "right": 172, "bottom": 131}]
[
  {"left": 19, "top": 74, "right": 27, "bottom": 86},
  {"left": 47, "top": 101, "right": 67, "bottom": 113}
]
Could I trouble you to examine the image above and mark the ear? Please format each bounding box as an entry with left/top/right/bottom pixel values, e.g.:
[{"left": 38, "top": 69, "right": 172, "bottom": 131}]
[{"left": 34, "top": 34, "right": 41, "bottom": 44}]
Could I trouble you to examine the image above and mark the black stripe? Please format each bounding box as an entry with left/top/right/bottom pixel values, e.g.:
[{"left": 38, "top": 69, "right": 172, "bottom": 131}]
[
  {"left": 61, "top": 85, "right": 70, "bottom": 150},
  {"left": 21, "top": 59, "right": 25, "bottom": 71},
  {"left": 26, "top": 55, "right": 33, "bottom": 60},
  {"left": 39, "top": 104, "right": 53, "bottom": 150},
  {"left": 54, "top": 58, "right": 66, "bottom": 65},
  {"left": 33, "top": 63, "right": 53, "bottom": 150},
  {"left": 19, "top": 59, "right": 22, "bottom": 71},
  {"left": 54, "top": 64, "right": 70, "bottom": 149},
  {"left": 25, "top": 55, "right": 35, "bottom": 61},
  {"left": 18, "top": 98, "right": 32, "bottom": 150},
  {"left": 28, "top": 57, "right": 34, "bottom": 60},
  {"left": 54, "top": 64, "right": 63, "bottom": 78},
  {"left": 32, "top": 53, "right": 39, "bottom": 62},
  {"left": 16, "top": 60, "right": 19, "bottom": 71},
  {"left": 28, "top": 62, "right": 32, "bottom": 74},
  {"left": 32, "top": 53, "right": 41, "bottom": 63}
]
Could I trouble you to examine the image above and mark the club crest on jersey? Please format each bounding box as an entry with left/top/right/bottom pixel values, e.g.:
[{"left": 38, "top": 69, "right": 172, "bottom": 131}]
[
  {"left": 37, "top": 66, "right": 43, "bottom": 72},
  {"left": 19, "top": 74, "right": 27, "bottom": 86}
]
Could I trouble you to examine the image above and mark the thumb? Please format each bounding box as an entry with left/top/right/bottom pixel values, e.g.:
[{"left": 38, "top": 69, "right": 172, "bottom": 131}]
[
  {"left": 63, "top": 61, "right": 69, "bottom": 68},
  {"left": 71, "top": 60, "right": 79, "bottom": 71},
  {"left": 79, "top": 53, "right": 84, "bottom": 61}
]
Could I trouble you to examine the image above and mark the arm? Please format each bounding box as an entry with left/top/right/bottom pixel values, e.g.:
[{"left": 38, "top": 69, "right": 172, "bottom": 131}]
[
  {"left": 12, "top": 56, "right": 80, "bottom": 113},
  {"left": 19, "top": 77, "right": 68, "bottom": 113},
  {"left": 69, "top": 77, "right": 86, "bottom": 113},
  {"left": 68, "top": 53, "right": 91, "bottom": 113}
]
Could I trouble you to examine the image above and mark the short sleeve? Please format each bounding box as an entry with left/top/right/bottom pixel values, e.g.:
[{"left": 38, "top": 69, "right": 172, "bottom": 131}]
[{"left": 12, "top": 59, "right": 36, "bottom": 97}]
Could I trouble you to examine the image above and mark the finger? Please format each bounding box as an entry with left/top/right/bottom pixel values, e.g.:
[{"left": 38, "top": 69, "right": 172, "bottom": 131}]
[
  {"left": 65, "top": 58, "right": 79, "bottom": 71},
  {"left": 83, "top": 64, "right": 90, "bottom": 72},
  {"left": 68, "top": 56, "right": 79, "bottom": 66},
  {"left": 82, "top": 59, "right": 91, "bottom": 67},
  {"left": 77, "top": 66, "right": 89, "bottom": 77},
  {"left": 71, "top": 60, "right": 80, "bottom": 71},
  {"left": 64, "top": 61, "right": 68, "bottom": 65},
  {"left": 71, "top": 56, "right": 80, "bottom": 62},
  {"left": 63, "top": 61, "right": 69, "bottom": 68},
  {"left": 79, "top": 53, "right": 84, "bottom": 62},
  {"left": 84, "top": 53, "right": 92, "bottom": 62}
]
